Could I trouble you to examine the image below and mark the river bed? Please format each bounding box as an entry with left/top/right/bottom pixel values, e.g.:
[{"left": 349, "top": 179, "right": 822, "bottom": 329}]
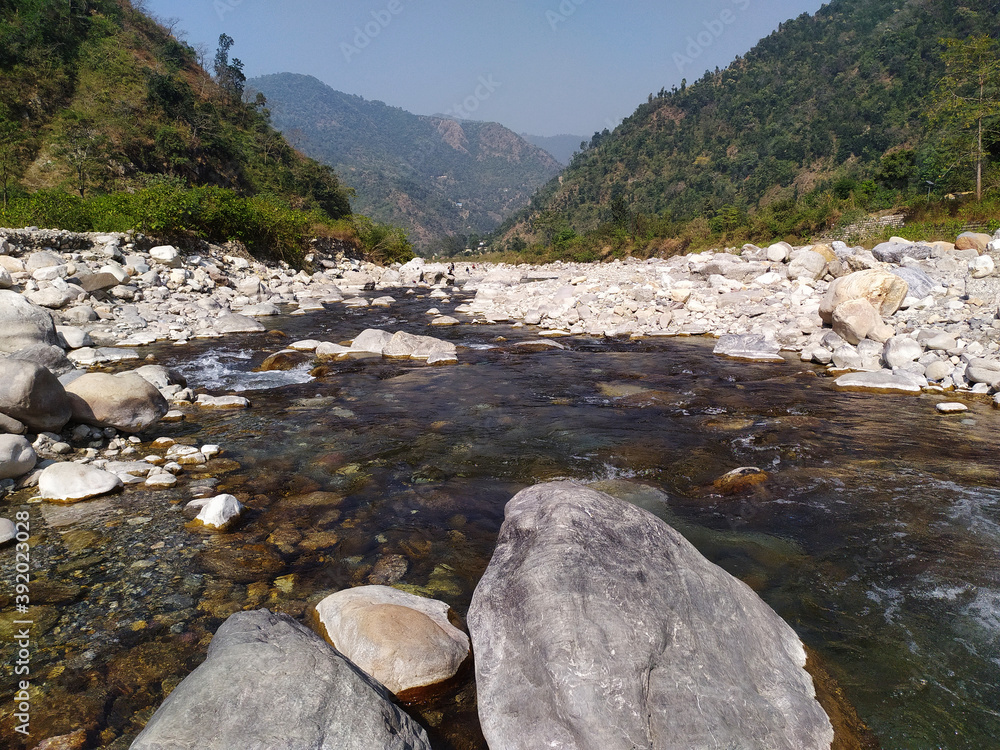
[{"left": 2, "top": 292, "right": 999, "bottom": 749}]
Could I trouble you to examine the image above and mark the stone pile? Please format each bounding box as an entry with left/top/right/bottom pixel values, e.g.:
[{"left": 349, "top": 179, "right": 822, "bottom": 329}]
[{"left": 456, "top": 234, "right": 1000, "bottom": 400}]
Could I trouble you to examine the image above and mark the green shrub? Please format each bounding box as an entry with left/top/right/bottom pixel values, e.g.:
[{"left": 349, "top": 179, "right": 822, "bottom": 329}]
[{"left": 352, "top": 215, "right": 414, "bottom": 265}]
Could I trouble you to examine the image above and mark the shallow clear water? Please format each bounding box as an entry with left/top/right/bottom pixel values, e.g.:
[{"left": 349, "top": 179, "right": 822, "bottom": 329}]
[{"left": 2, "top": 294, "right": 999, "bottom": 749}]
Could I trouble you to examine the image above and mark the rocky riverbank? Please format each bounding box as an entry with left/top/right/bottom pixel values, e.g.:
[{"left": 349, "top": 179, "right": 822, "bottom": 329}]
[
  {"left": 452, "top": 232, "right": 1000, "bottom": 405},
  {"left": 1, "top": 224, "right": 995, "bottom": 747}
]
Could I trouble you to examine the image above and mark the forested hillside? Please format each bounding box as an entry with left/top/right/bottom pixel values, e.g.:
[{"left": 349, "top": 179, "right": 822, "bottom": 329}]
[
  {"left": 250, "top": 73, "right": 563, "bottom": 251},
  {"left": 499, "top": 0, "right": 1000, "bottom": 259},
  {"left": 0, "top": 0, "right": 395, "bottom": 263}
]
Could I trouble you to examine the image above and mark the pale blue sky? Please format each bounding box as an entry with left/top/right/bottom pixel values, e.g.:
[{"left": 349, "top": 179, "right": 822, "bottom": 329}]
[{"left": 146, "top": 0, "right": 823, "bottom": 136}]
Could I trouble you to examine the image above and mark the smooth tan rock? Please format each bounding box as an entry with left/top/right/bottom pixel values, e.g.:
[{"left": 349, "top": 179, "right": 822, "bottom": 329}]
[
  {"left": 819, "top": 270, "right": 908, "bottom": 325},
  {"left": 832, "top": 299, "right": 880, "bottom": 345},
  {"left": 955, "top": 232, "right": 991, "bottom": 253},
  {"left": 313, "top": 585, "right": 470, "bottom": 697},
  {"left": 65, "top": 371, "right": 169, "bottom": 433}
]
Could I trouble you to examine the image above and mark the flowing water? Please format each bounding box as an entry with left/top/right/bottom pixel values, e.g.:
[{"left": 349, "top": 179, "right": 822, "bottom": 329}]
[{"left": 2, "top": 292, "right": 999, "bottom": 749}]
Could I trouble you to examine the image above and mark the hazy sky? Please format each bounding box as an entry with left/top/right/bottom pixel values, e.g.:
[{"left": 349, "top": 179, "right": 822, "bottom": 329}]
[{"left": 145, "top": 0, "right": 823, "bottom": 137}]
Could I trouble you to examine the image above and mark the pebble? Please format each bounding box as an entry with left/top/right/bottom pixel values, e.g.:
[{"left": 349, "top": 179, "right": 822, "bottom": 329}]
[
  {"left": 145, "top": 473, "right": 177, "bottom": 488},
  {"left": 936, "top": 402, "right": 968, "bottom": 414}
]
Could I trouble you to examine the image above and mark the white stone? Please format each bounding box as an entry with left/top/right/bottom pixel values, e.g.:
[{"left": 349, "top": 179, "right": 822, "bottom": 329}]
[
  {"left": 936, "top": 402, "right": 968, "bottom": 414},
  {"left": 0, "top": 435, "right": 37, "bottom": 479},
  {"left": 150, "top": 245, "right": 181, "bottom": 267},
  {"left": 882, "top": 337, "right": 923, "bottom": 369},
  {"left": 0, "top": 518, "right": 15, "bottom": 545},
  {"left": 38, "top": 462, "right": 123, "bottom": 503},
  {"left": 970, "top": 255, "right": 995, "bottom": 279},
  {"left": 189, "top": 494, "right": 243, "bottom": 530},
  {"left": 833, "top": 370, "right": 926, "bottom": 395},
  {"left": 196, "top": 394, "right": 251, "bottom": 409}
]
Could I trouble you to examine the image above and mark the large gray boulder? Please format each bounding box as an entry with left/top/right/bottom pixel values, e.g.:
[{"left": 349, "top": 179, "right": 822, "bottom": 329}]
[
  {"left": 890, "top": 267, "right": 936, "bottom": 301},
  {"left": 10, "top": 342, "right": 76, "bottom": 376},
  {"left": 64, "top": 371, "right": 169, "bottom": 433},
  {"left": 0, "top": 359, "right": 72, "bottom": 433},
  {"left": 468, "top": 481, "right": 834, "bottom": 750},
  {"left": 214, "top": 313, "right": 266, "bottom": 334},
  {"left": 872, "top": 241, "right": 931, "bottom": 263},
  {"left": 0, "top": 289, "right": 60, "bottom": 353},
  {"left": 130, "top": 609, "right": 432, "bottom": 750},
  {"left": 787, "top": 249, "right": 827, "bottom": 281}
]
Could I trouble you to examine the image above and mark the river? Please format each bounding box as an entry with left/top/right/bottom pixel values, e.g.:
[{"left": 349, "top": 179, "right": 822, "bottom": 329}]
[{"left": 2, "top": 291, "right": 999, "bottom": 749}]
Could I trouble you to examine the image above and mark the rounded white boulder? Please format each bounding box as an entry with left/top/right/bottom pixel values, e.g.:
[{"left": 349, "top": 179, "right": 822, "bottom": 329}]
[
  {"left": 38, "top": 462, "right": 123, "bottom": 503},
  {"left": 0, "top": 435, "right": 37, "bottom": 480}
]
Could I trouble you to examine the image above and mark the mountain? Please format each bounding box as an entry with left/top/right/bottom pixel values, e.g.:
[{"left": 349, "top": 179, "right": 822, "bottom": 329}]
[
  {"left": 249, "top": 73, "right": 563, "bottom": 250},
  {"left": 519, "top": 133, "right": 586, "bottom": 166},
  {"left": 499, "top": 0, "right": 1000, "bottom": 254},
  {"left": 0, "top": 1, "right": 352, "bottom": 224}
]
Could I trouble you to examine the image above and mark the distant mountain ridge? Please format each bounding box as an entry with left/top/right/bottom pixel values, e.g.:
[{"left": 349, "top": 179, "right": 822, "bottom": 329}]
[
  {"left": 519, "top": 133, "right": 586, "bottom": 166},
  {"left": 250, "top": 73, "right": 562, "bottom": 250},
  {"left": 500, "top": 0, "right": 1000, "bottom": 249}
]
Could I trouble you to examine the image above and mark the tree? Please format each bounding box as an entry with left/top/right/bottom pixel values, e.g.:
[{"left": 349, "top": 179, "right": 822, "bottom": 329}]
[
  {"left": 928, "top": 35, "right": 1000, "bottom": 200},
  {"left": 53, "top": 113, "right": 107, "bottom": 198},
  {"left": 212, "top": 33, "right": 246, "bottom": 100},
  {"left": 0, "top": 120, "right": 29, "bottom": 208}
]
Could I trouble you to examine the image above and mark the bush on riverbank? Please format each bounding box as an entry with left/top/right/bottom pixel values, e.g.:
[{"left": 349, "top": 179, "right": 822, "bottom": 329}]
[
  {"left": 478, "top": 192, "right": 1000, "bottom": 265},
  {"left": 0, "top": 182, "right": 414, "bottom": 266}
]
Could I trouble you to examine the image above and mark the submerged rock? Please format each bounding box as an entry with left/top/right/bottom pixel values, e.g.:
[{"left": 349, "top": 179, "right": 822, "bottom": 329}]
[
  {"left": 468, "top": 481, "right": 833, "bottom": 750},
  {"left": 713, "top": 466, "right": 768, "bottom": 494},
  {"left": 713, "top": 334, "right": 783, "bottom": 362},
  {"left": 312, "top": 585, "right": 470, "bottom": 698},
  {"left": 129, "top": 609, "right": 432, "bottom": 750}
]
